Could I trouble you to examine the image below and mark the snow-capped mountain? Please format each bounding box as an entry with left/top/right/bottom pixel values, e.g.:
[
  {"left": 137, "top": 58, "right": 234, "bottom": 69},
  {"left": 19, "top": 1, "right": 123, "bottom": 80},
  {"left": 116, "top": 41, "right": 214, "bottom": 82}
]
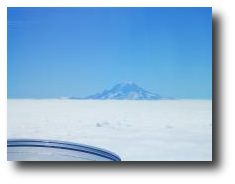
[{"left": 84, "top": 82, "right": 162, "bottom": 100}]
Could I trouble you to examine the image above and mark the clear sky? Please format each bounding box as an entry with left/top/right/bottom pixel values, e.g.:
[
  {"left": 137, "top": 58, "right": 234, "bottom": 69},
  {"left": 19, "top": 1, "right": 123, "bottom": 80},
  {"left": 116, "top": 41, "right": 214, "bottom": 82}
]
[{"left": 7, "top": 7, "right": 212, "bottom": 99}]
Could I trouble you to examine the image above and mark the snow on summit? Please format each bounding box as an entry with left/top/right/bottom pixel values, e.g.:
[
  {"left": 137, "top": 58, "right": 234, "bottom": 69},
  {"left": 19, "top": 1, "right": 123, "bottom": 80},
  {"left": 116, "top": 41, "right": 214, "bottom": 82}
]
[{"left": 84, "top": 82, "right": 162, "bottom": 100}]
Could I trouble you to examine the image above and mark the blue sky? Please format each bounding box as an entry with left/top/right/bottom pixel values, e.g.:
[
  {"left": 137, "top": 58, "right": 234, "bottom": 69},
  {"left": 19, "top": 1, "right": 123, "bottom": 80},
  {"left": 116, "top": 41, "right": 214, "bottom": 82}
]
[{"left": 7, "top": 7, "right": 212, "bottom": 99}]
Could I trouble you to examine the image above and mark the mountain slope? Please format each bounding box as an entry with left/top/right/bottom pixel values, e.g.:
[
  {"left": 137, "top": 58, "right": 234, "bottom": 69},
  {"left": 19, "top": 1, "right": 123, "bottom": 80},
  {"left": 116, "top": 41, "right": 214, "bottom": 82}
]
[{"left": 85, "top": 82, "right": 162, "bottom": 100}]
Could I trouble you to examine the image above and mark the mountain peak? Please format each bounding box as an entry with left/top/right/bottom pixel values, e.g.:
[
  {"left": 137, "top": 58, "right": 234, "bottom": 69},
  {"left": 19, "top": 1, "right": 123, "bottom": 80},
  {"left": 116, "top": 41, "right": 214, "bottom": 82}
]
[
  {"left": 113, "top": 82, "right": 136, "bottom": 88},
  {"left": 119, "top": 81, "right": 135, "bottom": 85},
  {"left": 85, "top": 82, "right": 162, "bottom": 100}
]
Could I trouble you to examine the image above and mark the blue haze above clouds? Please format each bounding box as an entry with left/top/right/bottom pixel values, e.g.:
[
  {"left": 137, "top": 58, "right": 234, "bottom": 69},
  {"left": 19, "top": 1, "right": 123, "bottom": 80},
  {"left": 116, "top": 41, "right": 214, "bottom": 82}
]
[{"left": 7, "top": 7, "right": 212, "bottom": 99}]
